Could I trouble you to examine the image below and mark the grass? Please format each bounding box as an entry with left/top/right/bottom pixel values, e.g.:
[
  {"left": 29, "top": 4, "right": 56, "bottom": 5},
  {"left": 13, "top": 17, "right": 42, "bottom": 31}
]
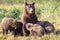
[{"left": 0, "top": 2, "right": 60, "bottom": 40}]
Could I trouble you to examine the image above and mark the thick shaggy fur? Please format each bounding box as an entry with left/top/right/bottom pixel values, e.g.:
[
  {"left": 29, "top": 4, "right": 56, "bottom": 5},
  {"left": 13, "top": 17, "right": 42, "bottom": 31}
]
[
  {"left": 13, "top": 21, "right": 23, "bottom": 36},
  {"left": 36, "top": 21, "right": 55, "bottom": 34},
  {"left": 21, "top": 2, "right": 38, "bottom": 36},
  {"left": 1, "top": 17, "right": 23, "bottom": 36},
  {"left": 26, "top": 23, "right": 45, "bottom": 37}
]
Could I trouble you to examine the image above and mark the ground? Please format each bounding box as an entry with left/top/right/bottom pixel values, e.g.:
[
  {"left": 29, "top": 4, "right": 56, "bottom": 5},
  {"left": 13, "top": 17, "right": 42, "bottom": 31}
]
[{"left": 0, "top": 3, "right": 60, "bottom": 40}]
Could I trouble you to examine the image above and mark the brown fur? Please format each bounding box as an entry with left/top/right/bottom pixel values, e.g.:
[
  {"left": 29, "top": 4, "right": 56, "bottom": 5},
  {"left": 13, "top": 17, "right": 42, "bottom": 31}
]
[
  {"left": 13, "top": 21, "right": 23, "bottom": 36},
  {"left": 21, "top": 2, "right": 38, "bottom": 24},
  {"left": 36, "top": 21, "right": 55, "bottom": 34},
  {"left": 21, "top": 2, "right": 38, "bottom": 36},
  {"left": 26, "top": 23, "right": 45, "bottom": 37},
  {"left": 1, "top": 17, "right": 23, "bottom": 36}
]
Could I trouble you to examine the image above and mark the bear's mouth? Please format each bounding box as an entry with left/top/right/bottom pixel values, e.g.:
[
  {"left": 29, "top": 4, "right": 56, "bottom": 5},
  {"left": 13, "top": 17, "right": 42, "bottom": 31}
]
[{"left": 29, "top": 14, "right": 34, "bottom": 17}]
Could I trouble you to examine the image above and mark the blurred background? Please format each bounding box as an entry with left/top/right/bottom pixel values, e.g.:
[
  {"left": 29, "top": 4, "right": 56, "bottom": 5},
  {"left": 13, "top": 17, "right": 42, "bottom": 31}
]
[
  {"left": 0, "top": 0, "right": 60, "bottom": 30},
  {"left": 0, "top": 0, "right": 60, "bottom": 40}
]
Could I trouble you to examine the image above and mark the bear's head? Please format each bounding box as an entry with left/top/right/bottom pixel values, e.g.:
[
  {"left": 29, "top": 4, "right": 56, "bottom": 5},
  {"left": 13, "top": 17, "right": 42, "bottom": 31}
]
[{"left": 25, "top": 2, "right": 35, "bottom": 15}]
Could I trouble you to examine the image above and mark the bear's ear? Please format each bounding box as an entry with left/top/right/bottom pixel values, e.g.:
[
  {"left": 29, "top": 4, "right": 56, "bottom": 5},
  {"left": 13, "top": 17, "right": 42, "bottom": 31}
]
[
  {"left": 25, "top": 2, "right": 28, "bottom": 5},
  {"left": 32, "top": 2, "right": 35, "bottom": 5},
  {"left": 26, "top": 23, "right": 33, "bottom": 31}
]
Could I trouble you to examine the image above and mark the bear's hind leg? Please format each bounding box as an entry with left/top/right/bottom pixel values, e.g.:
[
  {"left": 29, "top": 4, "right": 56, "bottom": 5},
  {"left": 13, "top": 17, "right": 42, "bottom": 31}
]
[
  {"left": 2, "top": 29, "right": 8, "bottom": 35},
  {"left": 2, "top": 28, "right": 5, "bottom": 35}
]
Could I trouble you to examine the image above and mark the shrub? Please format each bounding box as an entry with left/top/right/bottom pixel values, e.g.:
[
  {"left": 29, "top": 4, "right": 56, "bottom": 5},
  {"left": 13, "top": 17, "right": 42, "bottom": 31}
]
[{"left": 5, "top": 7, "right": 22, "bottom": 19}]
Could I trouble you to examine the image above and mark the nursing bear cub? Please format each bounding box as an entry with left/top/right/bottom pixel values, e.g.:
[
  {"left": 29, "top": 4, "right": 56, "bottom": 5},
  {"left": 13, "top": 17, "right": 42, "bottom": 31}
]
[
  {"left": 1, "top": 17, "right": 23, "bottom": 36},
  {"left": 25, "top": 21, "right": 55, "bottom": 37},
  {"left": 26, "top": 23, "right": 45, "bottom": 37}
]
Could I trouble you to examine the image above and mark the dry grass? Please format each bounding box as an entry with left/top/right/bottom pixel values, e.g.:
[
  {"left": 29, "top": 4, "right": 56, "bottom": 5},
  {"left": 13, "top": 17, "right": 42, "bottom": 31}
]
[
  {"left": 0, "top": 4, "right": 60, "bottom": 40},
  {"left": 0, "top": 19, "right": 60, "bottom": 40}
]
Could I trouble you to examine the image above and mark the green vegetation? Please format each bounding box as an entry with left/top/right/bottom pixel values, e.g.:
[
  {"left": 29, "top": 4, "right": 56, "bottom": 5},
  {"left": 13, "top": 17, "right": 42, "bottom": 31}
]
[
  {"left": 0, "top": 0, "right": 60, "bottom": 40},
  {"left": 0, "top": 7, "right": 23, "bottom": 20}
]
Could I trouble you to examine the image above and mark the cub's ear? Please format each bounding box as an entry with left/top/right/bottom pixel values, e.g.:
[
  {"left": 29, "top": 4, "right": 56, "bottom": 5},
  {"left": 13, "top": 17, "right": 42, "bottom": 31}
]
[
  {"left": 26, "top": 23, "right": 33, "bottom": 31},
  {"left": 25, "top": 2, "right": 28, "bottom": 5},
  {"left": 32, "top": 2, "right": 35, "bottom": 5}
]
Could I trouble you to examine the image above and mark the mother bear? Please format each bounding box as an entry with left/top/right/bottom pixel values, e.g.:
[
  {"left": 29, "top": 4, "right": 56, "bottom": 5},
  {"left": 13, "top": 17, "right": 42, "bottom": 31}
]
[{"left": 21, "top": 2, "right": 38, "bottom": 36}]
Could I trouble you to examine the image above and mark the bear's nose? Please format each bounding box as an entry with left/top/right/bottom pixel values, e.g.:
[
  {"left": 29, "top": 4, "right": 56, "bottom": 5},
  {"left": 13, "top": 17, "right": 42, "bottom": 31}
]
[{"left": 30, "top": 8, "right": 33, "bottom": 12}]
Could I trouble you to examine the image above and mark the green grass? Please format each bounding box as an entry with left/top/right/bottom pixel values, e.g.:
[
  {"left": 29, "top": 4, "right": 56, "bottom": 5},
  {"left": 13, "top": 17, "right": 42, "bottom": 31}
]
[{"left": 0, "top": 1, "right": 60, "bottom": 40}]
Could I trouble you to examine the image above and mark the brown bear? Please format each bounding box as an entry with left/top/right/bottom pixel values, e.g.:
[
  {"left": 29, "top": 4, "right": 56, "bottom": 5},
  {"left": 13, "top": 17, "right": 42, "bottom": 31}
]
[
  {"left": 21, "top": 2, "right": 38, "bottom": 36},
  {"left": 26, "top": 23, "right": 45, "bottom": 37},
  {"left": 13, "top": 20, "right": 23, "bottom": 36},
  {"left": 21, "top": 2, "right": 38, "bottom": 24},
  {"left": 36, "top": 20, "right": 55, "bottom": 34},
  {"left": 1, "top": 17, "right": 23, "bottom": 36}
]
